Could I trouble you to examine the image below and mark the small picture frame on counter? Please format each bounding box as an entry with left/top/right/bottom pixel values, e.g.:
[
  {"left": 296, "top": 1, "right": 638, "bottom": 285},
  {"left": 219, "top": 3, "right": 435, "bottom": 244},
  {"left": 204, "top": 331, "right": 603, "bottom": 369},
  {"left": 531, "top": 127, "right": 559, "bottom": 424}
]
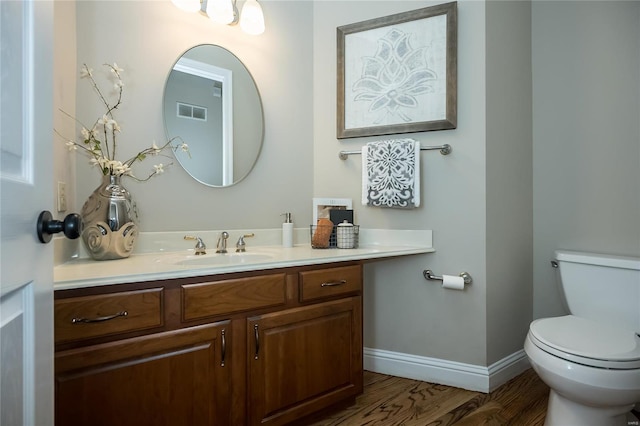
[{"left": 312, "top": 198, "right": 353, "bottom": 224}]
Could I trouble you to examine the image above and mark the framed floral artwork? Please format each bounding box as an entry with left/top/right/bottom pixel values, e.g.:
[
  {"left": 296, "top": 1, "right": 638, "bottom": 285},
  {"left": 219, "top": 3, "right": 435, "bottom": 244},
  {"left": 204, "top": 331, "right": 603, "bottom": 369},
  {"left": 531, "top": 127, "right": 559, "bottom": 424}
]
[{"left": 337, "top": 2, "right": 457, "bottom": 139}]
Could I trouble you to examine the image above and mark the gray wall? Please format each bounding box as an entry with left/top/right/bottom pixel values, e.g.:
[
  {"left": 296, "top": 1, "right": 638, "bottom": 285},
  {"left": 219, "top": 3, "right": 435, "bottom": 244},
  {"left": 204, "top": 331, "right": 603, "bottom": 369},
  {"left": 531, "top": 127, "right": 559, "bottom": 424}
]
[
  {"left": 69, "top": 0, "right": 314, "bottom": 231},
  {"left": 485, "top": 1, "right": 533, "bottom": 365},
  {"left": 314, "top": 1, "right": 534, "bottom": 366},
  {"left": 314, "top": 0, "right": 492, "bottom": 365},
  {"left": 53, "top": 0, "right": 76, "bottom": 243},
  {"left": 52, "top": 0, "right": 640, "bottom": 369},
  {"left": 532, "top": 1, "right": 640, "bottom": 319}
]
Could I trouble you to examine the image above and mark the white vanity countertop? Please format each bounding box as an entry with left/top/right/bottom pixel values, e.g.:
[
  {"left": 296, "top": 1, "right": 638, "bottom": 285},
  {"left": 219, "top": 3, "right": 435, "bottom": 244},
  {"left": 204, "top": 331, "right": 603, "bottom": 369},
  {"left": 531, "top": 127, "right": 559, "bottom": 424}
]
[{"left": 54, "top": 229, "right": 434, "bottom": 290}]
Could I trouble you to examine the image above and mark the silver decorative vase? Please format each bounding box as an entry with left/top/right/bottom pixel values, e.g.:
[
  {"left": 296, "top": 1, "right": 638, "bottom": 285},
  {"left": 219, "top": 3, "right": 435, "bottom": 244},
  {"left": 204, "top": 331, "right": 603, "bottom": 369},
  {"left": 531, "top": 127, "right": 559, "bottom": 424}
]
[{"left": 81, "top": 175, "right": 139, "bottom": 260}]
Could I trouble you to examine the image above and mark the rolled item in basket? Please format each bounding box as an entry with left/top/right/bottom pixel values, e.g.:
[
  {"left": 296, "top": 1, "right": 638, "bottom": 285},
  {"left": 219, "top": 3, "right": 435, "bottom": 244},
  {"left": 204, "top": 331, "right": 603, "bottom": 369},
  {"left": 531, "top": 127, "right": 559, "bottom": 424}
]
[{"left": 312, "top": 218, "right": 333, "bottom": 248}]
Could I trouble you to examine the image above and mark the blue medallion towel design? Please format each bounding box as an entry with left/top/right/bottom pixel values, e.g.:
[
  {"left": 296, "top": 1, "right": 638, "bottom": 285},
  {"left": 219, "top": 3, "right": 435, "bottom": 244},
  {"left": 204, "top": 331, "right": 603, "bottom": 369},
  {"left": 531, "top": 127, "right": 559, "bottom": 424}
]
[{"left": 362, "top": 138, "right": 421, "bottom": 209}]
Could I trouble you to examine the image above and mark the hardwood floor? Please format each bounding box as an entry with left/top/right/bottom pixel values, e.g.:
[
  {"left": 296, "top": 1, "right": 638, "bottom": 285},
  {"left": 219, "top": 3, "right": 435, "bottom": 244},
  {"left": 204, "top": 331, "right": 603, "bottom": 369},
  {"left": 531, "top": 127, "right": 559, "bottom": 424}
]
[{"left": 308, "top": 368, "right": 550, "bottom": 426}]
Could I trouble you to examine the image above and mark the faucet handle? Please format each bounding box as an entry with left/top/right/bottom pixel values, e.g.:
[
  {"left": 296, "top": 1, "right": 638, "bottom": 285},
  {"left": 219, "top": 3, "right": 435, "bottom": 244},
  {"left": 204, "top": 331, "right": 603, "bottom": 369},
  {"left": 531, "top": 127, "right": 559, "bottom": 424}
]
[
  {"left": 236, "top": 233, "right": 255, "bottom": 252},
  {"left": 184, "top": 235, "right": 206, "bottom": 255}
]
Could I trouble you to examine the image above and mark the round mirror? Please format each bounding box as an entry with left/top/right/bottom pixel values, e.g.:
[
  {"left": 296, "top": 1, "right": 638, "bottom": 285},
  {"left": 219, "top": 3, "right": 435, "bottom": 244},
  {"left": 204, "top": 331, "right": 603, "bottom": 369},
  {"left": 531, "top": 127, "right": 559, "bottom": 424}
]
[{"left": 163, "top": 45, "right": 264, "bottom": 187}]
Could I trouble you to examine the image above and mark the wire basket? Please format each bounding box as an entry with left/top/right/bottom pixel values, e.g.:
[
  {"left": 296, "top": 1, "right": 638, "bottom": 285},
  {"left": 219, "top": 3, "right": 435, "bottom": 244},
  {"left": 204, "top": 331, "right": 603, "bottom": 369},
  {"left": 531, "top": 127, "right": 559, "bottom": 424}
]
[{"left": 310, "top": 225, "right": 359, "bottom": 249}]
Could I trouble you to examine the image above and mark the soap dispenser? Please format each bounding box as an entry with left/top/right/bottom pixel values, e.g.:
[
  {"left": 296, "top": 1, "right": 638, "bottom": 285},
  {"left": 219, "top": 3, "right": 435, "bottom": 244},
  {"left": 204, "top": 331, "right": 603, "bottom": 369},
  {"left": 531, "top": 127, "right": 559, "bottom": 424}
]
[{"left": 281, "top": 213, "right": 293, "bottom": 248}]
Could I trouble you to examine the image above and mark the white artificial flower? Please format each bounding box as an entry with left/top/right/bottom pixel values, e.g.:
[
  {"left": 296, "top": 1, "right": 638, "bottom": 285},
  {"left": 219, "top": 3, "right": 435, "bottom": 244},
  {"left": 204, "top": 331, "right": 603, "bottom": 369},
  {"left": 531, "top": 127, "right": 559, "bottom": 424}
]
[
  {"left": 80, "top": 126, "right": 100, "bottom": 141},
  {"left": 63, "top": 61, "right": 182, "bottom": 182},
  {"left": 151, "top": 141, "right": 161, "bottom": 155},
  {"left": 90, "top": 157, "right": 107, "bottom": 171},
  {"left": 98, "top": 115, "right": 118, "bottom": 131},
  {"left": 80, "top": 65, "right": 93, "bottom": 78},
  {"left": 111, "top": 62, "right": 124, "bottom": 74},
  {"left": 109, "top": 161, "right": 131, "bottom": 176}
]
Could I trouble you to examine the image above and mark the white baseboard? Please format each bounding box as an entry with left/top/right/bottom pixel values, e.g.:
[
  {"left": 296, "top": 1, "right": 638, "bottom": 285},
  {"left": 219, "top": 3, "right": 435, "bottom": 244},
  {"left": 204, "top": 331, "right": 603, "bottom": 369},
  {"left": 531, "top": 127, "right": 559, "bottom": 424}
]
[
  {"left": 486, "top": 349, "right": 532, "bottom": 391},
  {"left": 363, "top": 347, "right": 531, "bottom": 393}
]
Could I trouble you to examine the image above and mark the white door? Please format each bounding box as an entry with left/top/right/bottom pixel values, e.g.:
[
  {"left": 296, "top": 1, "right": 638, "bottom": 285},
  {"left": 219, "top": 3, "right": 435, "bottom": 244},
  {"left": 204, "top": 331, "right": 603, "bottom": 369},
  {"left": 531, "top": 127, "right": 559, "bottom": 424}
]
[{"left": 1, "top": 1, "right": 55, "bottom": 425}]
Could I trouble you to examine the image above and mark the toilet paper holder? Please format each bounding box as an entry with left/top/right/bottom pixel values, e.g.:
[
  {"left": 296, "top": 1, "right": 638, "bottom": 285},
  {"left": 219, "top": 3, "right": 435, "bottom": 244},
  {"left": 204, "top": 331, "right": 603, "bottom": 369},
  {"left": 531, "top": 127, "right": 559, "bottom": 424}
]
[{"left": 423, "top": 270, "right": 473, "bottom": 285}]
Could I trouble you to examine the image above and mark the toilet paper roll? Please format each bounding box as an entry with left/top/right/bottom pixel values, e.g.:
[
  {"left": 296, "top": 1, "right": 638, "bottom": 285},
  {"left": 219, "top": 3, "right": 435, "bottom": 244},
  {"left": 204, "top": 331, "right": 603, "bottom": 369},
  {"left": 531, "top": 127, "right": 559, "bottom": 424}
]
[{"left": 442, "top": 274, "right": 465, "bottom": 290}]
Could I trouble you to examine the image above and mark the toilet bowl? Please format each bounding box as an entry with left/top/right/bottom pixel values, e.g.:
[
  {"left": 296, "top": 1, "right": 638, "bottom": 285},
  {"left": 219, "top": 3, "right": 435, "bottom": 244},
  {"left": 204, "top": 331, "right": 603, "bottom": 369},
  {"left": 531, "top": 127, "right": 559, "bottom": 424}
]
[
  {"left": 524, "top": 316, "right": 640, "bottom": 425},
  {"left": 525, "top": 250, "right": 640, "bottom": 426}
]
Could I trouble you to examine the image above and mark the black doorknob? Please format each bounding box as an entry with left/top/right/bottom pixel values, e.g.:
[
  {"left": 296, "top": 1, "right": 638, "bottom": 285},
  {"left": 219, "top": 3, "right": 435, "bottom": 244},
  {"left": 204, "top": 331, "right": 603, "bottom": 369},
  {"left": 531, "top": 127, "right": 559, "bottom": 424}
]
[{"left": 37, "top": 211, "right": 83, "bottom": 244}]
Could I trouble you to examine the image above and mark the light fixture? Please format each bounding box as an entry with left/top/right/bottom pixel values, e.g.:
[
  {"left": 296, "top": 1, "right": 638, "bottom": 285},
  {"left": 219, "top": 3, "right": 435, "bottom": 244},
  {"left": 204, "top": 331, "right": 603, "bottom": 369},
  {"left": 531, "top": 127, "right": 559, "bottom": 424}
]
[
  {"left": 239, "top": 0, "right": 265, "bottom": 36},
  {"left": 172, "top": 0, "right": 265, "bottom": 35},
  {"left": 206, "top": 0, "right": 237, "bottom": 25}
]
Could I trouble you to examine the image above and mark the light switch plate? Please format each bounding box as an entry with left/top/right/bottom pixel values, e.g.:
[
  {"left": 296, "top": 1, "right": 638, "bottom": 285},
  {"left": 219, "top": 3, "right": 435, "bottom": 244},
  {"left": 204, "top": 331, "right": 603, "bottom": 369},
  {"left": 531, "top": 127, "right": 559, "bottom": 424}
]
[{"left": 57, "top": 181, "right": 67, "bottom": 212}]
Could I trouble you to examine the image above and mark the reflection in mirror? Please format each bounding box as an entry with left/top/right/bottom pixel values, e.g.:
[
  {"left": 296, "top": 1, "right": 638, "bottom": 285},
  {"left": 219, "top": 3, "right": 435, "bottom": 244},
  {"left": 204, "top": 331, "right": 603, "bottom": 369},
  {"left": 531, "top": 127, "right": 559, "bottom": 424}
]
[{"left": 163, "top": 45, "right": 263, "bottom": 187}]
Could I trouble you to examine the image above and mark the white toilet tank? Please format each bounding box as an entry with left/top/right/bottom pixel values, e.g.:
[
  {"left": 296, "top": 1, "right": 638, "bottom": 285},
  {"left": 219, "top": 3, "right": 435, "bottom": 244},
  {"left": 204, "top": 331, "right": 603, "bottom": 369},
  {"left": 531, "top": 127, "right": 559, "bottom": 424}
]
[{"left": 556, "top": 250, "right": 640, "bottom": 332}]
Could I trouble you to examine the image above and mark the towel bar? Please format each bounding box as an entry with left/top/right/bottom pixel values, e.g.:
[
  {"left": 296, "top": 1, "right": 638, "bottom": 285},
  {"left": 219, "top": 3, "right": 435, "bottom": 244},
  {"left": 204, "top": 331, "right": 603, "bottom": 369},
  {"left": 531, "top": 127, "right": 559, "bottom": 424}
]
[
  {"left": 339, "top": 144, "right": 452, "bottom": 160},
  {"left": 423, "top": 269, "right": 473, "bottom": 285}
]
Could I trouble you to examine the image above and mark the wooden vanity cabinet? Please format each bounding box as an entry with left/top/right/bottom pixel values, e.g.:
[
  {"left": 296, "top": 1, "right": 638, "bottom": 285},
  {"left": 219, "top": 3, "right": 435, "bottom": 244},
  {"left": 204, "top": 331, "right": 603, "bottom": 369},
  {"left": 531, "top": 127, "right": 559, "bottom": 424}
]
[
  {"left": 247, "top": 264, "right": 363, "bottom": 426},
  {"left": 248, "top": 297, "right": 362, "bottom": 426},
  {"left": 55, "top": 322, "right": 231, "bottom": 426},
  {"left": 54, "top": 262, "right": 363, "bottom": 426}
]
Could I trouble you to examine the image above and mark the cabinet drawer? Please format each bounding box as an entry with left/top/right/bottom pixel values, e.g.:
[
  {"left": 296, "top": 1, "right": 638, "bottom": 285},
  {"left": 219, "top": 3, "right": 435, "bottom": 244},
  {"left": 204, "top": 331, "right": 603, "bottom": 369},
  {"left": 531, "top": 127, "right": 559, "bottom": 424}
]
[
  {"left": 299, "top": 265, "right": 362, "bottom": 302},
  {"left": 55, "top": 288, "right": 163, "bottom": 344},
  {"left": 182, "top": 273, "right": 286, "bottom": 321}
]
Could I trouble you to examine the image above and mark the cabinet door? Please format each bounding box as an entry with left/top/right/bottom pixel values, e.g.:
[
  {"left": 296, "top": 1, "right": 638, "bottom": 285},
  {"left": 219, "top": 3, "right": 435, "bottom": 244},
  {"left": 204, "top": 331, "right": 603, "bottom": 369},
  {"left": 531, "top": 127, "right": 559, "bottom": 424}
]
[
  {"left": 248, "top": 297, "right": 362, "bottom": 426},
  {"left": 55, "top": 322, "right": 231, "bottom": 426}
]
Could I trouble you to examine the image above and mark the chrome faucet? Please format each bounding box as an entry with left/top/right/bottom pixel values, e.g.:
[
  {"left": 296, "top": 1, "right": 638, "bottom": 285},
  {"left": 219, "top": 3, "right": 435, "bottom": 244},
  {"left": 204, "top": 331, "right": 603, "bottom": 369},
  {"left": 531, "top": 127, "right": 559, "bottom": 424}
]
[
  {"left": 184, "top": 235, "right": 206, "bottom": 255},
  {"left": 235, "top": 233, "right": 255, "bottom": 252},
  {"left": 216, "top": 231, "right": 229, "bottom": 253}
]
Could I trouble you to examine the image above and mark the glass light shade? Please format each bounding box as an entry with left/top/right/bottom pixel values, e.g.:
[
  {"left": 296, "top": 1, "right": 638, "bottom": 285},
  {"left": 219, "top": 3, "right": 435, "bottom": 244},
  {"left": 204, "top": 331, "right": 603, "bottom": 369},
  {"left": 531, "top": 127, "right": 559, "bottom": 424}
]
[
  {"left": 239, "top": 0, "right": 265, "bottom": 35},
  {"left": 171, "top": 0, "right": 201, "bottom": 13},
  {"left": 206, "top": 0, "right": 235, "bottom": 25}
]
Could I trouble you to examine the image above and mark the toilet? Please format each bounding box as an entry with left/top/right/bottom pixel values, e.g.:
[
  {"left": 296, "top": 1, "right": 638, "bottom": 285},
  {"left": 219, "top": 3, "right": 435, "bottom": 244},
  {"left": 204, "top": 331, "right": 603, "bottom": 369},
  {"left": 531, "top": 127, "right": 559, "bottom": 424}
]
[{"left": 524, "top": 250, "right": 640, "bottom": 426}]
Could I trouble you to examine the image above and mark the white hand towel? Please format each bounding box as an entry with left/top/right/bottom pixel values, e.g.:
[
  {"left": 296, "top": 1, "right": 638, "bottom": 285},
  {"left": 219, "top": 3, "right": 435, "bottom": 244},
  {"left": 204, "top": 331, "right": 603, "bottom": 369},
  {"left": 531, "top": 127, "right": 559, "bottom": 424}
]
[{"left": 362, "top": 138, "right": 421, "bottom": 209}]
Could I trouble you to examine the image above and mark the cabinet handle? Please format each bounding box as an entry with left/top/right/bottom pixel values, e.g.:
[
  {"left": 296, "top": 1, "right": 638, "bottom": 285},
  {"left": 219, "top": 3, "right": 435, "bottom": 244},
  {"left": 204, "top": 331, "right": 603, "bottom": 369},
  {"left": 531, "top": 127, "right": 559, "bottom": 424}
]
[
  {"left": 220, "top": 329, "right": 226, "bottom": 367},
  {"left": 321, "top": 280, "right": 347, "bottom": 287},
  {"left": 71, "top": 311, "right": 128, "bottom": 324},
  {"left": 254, "top": 324, "right": 260, "bottom": 360}
]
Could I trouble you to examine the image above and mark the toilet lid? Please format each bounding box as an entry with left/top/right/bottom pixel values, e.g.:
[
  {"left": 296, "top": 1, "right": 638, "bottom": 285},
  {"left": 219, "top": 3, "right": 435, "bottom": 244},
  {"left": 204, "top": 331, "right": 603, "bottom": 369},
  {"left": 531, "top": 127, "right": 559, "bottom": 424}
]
[{"left": 529, "top": 315, "right": 640, "bottom": 369}]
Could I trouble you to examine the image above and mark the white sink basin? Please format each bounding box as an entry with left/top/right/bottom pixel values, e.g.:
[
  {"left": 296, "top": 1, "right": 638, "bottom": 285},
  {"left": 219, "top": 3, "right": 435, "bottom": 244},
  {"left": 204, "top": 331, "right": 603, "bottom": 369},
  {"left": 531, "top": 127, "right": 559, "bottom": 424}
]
[{"left": 170, "top": 252, "right": 276, "bottom": 267}]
